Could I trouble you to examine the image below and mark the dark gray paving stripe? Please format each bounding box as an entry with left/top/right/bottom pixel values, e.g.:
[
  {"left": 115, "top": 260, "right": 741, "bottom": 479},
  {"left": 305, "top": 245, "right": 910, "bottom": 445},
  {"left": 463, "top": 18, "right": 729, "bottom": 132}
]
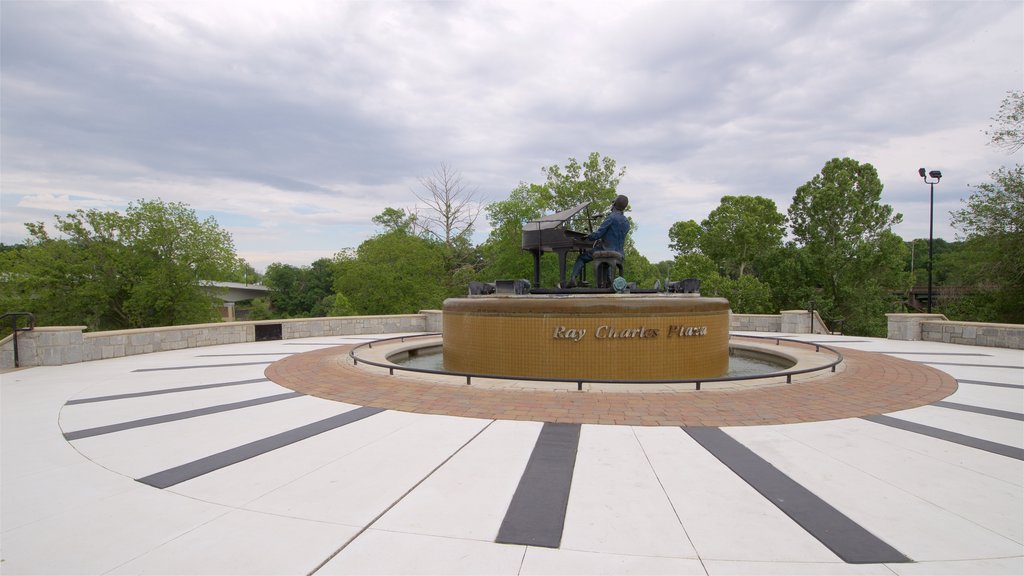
[
  {"left": 64, "top": 392, "right": 303, "bottom": 440},
  {"left": 685, "top": 427, "right": 911, "bottom": 564},
  {"left": 285, "top": 339, "right": 379, "bottom": 345},
  {"left": 283, "top": 343, "right": 364, "bottom": 346},
  {"left": 887, "top": 352, "right": 992, "bottom": 357},
  {"left": 863, "top": 414, "right": 1024, "bottom": 461},
  {"left": 934, "top": 401, "right": 1024, "bottom": 422},
  {"left": 65, "top": 378, "right": 271, "bottom": 405},
  {"left": 197, "top": 353, "right": 295, "bottom": 357},
  {"left": 137, "top": 406, "right": 384, "bottom": 489},
  {"left": 923, "top": 362, "right": 1024, "bottom": 370},
  {"left": 495, "top": 422, "right": 581, "bottom": 549},
  {"left": 133, "top": 361, "right": 274, "bottom": 372},
  {"left": 958, "top": 379, "right": 1024, "bottom": 390}
]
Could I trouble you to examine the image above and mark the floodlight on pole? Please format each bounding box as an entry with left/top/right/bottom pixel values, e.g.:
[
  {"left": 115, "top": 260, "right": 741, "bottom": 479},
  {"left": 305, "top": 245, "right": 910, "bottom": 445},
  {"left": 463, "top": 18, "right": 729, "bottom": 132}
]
[{"left": 918, "top": 168, "right": 942, "bottom": 313}]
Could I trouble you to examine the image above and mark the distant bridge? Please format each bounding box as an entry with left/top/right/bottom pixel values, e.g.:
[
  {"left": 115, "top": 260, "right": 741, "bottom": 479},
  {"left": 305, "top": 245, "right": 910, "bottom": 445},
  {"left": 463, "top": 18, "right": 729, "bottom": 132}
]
[
  {"left": 200, "top": 282, "right": 270, "bottom": 321},
  {"left": 902, "top": 285, "right": 974, "bottom": 311},
  {"left": 201, "top": 281, "right": 270, "bottom": 303}
]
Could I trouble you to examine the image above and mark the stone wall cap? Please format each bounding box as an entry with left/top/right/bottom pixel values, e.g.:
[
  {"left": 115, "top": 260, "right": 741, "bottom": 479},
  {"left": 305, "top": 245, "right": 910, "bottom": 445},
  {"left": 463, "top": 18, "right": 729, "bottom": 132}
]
[
  {"left": 886, "top": 313, "right": 949, "bottom": 318},
  {"left": 923, "top": 320, "right": 1023, "bottom": 329}
]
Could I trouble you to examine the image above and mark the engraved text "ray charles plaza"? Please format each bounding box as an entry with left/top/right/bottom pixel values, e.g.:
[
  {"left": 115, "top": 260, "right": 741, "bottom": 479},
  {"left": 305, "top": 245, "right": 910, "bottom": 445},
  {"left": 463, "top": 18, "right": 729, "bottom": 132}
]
[{"left": 551, "top": 325, "right": 709, "bottom": 342}]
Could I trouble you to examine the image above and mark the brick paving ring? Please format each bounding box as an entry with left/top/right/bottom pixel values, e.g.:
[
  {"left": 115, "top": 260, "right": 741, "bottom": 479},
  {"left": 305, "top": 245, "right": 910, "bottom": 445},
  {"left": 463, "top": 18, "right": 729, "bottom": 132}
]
[{"left": 265, "top": 337, "right": 958, "bottom": 427}]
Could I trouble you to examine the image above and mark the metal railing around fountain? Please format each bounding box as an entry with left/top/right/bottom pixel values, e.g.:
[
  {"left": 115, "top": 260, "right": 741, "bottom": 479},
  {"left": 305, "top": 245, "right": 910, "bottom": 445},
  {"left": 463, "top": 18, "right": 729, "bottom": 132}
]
[{"left": 348, "top": 333, "right": 844, "bottom": 391}]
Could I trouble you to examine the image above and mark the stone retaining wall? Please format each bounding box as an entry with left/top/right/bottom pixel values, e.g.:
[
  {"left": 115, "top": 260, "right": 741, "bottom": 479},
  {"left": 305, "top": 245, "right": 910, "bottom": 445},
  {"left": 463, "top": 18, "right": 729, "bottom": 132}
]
[
  {"left": 731, "top": 311, "right": 829, "bottom": 334},
  {"left": 921, "top": 320, "right": 1023, "bottom": 349},
  {"left": 1, "top": 314, "right": 427, "bottom": 369},
  {"left": 886, "top": 313, "right": 1023, "bottom": 349},
  {"left": 730, "top": 314, "right": 782, "bottom": 333}
]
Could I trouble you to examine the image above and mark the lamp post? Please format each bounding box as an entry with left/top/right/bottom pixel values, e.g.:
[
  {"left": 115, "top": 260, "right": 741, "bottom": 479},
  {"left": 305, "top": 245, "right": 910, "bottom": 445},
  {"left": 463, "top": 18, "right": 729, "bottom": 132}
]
[{"left": 918, "top": 168, "right": 942, "bottom": 313}]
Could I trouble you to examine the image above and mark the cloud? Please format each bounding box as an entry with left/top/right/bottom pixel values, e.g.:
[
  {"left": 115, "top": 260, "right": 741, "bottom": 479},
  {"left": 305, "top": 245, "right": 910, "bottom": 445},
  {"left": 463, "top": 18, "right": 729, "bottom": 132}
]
[{"left": 2, "top": 0, "right": 1021, "bottom": 269}]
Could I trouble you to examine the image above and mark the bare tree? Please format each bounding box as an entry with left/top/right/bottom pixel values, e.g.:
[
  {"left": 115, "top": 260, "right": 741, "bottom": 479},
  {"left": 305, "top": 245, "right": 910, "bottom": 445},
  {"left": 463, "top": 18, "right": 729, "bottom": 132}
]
[
  {"left": 986, "top": 90, "right": 1023, "bottom": 154},
  {"left": 414, "top": 163, "right": 479, "bottom": 247}
]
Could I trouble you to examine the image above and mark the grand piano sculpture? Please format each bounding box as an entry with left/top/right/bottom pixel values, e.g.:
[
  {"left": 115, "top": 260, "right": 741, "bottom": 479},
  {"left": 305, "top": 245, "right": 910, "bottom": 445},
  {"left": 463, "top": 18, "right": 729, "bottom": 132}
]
[{"left": 521, "top": 201, "right": 601, "bottom": 289}]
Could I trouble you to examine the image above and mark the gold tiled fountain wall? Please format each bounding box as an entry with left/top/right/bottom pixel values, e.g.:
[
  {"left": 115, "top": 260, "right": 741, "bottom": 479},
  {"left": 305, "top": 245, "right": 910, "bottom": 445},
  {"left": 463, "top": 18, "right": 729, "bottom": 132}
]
[{"left": 443, "top": 295, "right": 730, "bottom": 380}]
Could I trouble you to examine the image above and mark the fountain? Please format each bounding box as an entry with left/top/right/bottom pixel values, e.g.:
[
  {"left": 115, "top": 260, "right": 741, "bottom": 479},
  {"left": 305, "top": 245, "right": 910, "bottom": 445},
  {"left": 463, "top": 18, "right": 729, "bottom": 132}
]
[{"left": 443, "top": 293, "right": 731, "bottom": 380}]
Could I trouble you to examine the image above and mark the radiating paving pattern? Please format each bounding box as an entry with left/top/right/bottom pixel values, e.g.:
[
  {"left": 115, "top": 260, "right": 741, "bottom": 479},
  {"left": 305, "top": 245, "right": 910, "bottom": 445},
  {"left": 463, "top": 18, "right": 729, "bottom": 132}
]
[{"left": 0, "top": 333, "right": 1021, "bottom": 575}]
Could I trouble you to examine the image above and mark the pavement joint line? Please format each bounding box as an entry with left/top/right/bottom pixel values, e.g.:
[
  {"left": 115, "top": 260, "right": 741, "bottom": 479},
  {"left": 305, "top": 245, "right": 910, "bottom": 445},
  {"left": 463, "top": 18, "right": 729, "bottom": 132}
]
[
  {"left": 933, "top": 400, "right": 1024, "bottom": 422},
  {"left": 63, "top": 392, "right": 304, "bottom": 440},
  {"left": 307, "top": 419, "right": 496, "bottom": 575},
  {"left": 196, "top": 353, "right": 297, "bottom": 357},
  {"left": 922, "top": 362, "right": 1024, "bottom": 370},
  {"left": 136, "top": 406, "right": 386, "bottom": 489},
  {"left": 957, "top": 379, "right": 1024, "bottom": 390},
  {"left": 133, "top": 361, "right": 276, "bottom": 372},
  {"left": 862, "top": 414, "right": 1024, "bottom": 461},
  {"left": 65, "top": 378, "right": 272, "bottom": 405},
  {"left": 885, "top": 352, "right": 993, "bottom": 356}
]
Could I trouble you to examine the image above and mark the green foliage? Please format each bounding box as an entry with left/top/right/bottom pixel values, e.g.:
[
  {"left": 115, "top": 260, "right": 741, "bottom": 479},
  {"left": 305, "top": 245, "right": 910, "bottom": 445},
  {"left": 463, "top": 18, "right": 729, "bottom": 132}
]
[
  {"left": 667, "top": 220, "right": 701, "bottom": 256},
  {"left": 0, "top": 199, "right": 237, "bottom": 330},
  {"left": 622, "top": 246, "right": 661, "bottom": 290},
  {"left": 787, "top": 158, "right": 908, "bottom": 335},
  {"left": 326, "top": 293, "right": 357, "bottom": 317},
  {"left": 668, "top": 196, "right": 785, "bottom": 278},
  {"left": 242, "top": 298, "right": 275, "bottom": 320},
  {"left": 477, "top": 182, "right": 559, "bottom": 285},
  {"left": 226, "top": 259, "right": 262, "bottom": 284},
  {"left": 262, "top": 258, "right": 337, "bottom": 318},
  {"left": 699, "top": 196, "right": 785, "bottom": 278},
  {"left": 669, "top": 253, "right": 773, "bottom": 313},
  {"left": 372, "top": 207, "right": 418, "bottom": 234},
  {"left": 334, "top": 230, "right": 447, "bottom": 315},
  {"left": 756, "top": 244, "right": 818, "bottom": 312},
  {"left": 949, "top": 165, "right": 1024, "bottom": 323},
  {"left": 477, "top": 154, "right": 628, "bottom": 287},
  {"left": 541, "top": 152, "right": 626, "bottom": 214}
]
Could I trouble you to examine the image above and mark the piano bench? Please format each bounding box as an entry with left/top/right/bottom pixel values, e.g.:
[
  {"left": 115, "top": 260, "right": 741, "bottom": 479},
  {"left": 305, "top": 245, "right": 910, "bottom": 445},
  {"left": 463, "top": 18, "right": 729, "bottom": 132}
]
[{"left": 592, "top": 251, "right": 624, "bottom": 289}]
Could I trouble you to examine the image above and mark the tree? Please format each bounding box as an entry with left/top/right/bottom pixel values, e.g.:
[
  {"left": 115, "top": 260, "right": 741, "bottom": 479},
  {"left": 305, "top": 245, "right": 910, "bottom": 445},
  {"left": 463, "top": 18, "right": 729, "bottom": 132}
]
[
  {"left": 477, "top": 182, "right": 553, "bottom": 283},
  {"left": 788, "top": 158, "right": 908, "bottom": 335},
  {"left": 414, "top": 162, "right": 479, "bottom": 247},
  {"left": 334, "top": 229, "right": 447, "bottom": 315},
  {"left": 950, "top": 165, "right": 1024, "bottom": 322},
  {"left": 668, "top": 196, "right": 785, "bottom": 278},
  {"left": 477, "top": 153, "right": 629, "bottom": 287},
  {"left": 985, "top": 90, "right": 1024, "bottom": 154},
  {"left": 668, "top": 220, "right": 701, "bottom": 256},
  {"left": 541, "top": 152, "right": 626, "bottom": 231},
  {"left": 372, "top": 207, "right": 419, "bottom": 234},
  {"left": 0, "top": 199, "right": 237, "bottom": 330},
  {"left": 669, "top": 252, "right": 774, "bottom": 313},
  {"left": 698, "top": 196, "right": 785, "bottom": 278},
  {"left": 262, "top": 257, "right": 337, "bottom": 318}
]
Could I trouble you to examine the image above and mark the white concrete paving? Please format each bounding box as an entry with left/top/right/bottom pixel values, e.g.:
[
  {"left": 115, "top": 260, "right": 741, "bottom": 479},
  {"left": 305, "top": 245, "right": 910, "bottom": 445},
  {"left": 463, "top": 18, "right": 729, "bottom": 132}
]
[
  {"left": 2, "top": 333, "right": 1022, "bottom": 575},
  {"left": 374, "top": 419, "right": 542, "bottom": 541},
  {"left": 632, "top": 426, "right": 841, "bottom": 563}
]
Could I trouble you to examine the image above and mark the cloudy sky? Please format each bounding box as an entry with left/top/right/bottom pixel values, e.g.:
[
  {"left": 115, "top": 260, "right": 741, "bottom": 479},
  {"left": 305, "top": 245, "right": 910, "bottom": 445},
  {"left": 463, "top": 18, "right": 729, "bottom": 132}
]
[{"left": 2, "top": 0, "right": 1021, "bottom": 271}]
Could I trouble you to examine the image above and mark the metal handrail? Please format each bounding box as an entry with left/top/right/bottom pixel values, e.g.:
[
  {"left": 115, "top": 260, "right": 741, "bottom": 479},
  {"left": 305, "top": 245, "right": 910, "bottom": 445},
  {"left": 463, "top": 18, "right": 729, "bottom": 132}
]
[
  {"left": 1, "top": 312, "right": 36, "bottom": 368},
  {"left": 348, "top": 332, "right": 843, "bottom": 391}
]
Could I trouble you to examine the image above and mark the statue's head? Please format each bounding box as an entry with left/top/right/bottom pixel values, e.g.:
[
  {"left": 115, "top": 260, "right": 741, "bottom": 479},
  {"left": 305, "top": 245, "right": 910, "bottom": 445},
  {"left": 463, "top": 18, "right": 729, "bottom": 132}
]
[{"left": 612, "top": 195, "right": 629, "bottom": 211}]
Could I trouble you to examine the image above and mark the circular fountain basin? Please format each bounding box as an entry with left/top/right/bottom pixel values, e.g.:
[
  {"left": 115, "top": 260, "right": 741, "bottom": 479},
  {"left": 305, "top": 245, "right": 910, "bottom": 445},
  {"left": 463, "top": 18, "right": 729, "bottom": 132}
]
[{"left": 443, "top": 294, "right": 730, "bottom": 380}]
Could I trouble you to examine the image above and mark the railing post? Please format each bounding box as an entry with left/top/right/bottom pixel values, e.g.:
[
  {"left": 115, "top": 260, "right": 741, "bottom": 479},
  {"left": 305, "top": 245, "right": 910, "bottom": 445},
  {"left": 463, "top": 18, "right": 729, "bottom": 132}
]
[
  {"left": 12, "top": 320, "right": 19, "bottom": 368},
  {"left": 2, "top": 312, "right": 35, "bottom": 368}
]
